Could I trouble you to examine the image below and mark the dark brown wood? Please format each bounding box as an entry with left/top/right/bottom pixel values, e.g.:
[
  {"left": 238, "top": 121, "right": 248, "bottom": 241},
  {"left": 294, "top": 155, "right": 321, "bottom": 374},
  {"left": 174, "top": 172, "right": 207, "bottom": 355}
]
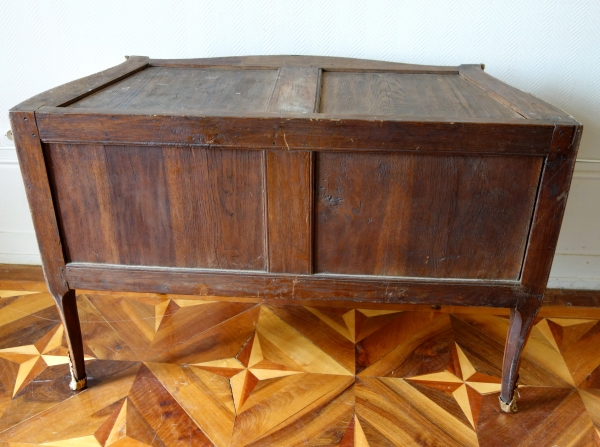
[
  {"left": 315, "top": 152, "right": 542, "bottom": 280},
  {"left": 45, "top": 143, "right": 120, "bottom": 264},
  {"left": 35, "top": 110, "right": 555, "bottom": 155},
  {"left": 56, "top": 289, "right": 86, "bottom": 386},
  {"left": 500, "top": 296, "right": 542, "bottom": 409},
  {"left": 103, "top": 145, "right": 176, "bottom": 267},
  {"left": 65, "top": 263, "right": 522, "bottom": 308},
  {"left": 521, "top": 125, "right": 582, "bottom": 295},
  {"left": 9, "top": 112, "right": 69, "bottom": 298},
  {"left": 3, "top": 264, "right": 599, "bottom": 311},
  {"left": 267, "top": 151, "right": 313, "bottom": 274},
  {"left": 3, "top": 263, "right": 598, "bottom": 310},
  {"left": 9, "top": 112, "right": 87, "bottom": 387},
  {"left": 45, "top": 143, "right": 266, "bottom": 269},
  {"left": 11, "top": 56, "right": 582, "bottom": 414},
  {"left": 543, "top": 289, "right": 600, "bottom": 307}
]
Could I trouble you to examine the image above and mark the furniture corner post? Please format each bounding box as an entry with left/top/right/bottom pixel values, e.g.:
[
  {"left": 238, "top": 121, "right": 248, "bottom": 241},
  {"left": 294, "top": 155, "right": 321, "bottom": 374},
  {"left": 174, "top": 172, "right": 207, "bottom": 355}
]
[
  {"left": 499, "top": 294, "right": 542, "bottom": 413},
  {"left": 9, "top": 110, "right": 86, "bottom": 391}
]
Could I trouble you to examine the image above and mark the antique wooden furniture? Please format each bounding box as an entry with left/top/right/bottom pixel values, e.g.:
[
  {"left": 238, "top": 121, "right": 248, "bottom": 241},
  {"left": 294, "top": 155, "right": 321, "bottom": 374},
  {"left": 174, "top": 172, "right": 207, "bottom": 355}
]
[{"left": 10, "top": 55, "right": 581, "bottom": 412}]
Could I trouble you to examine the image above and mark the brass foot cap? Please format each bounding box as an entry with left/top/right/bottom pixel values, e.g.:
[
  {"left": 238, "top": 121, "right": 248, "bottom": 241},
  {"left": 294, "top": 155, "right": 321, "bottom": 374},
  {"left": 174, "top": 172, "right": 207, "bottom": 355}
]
[
  {"left": 69, "top": 375, "right": 87, "bottom": 391},
  {"left": 499, "top": 396, "right": 518, "bottom": 413}
]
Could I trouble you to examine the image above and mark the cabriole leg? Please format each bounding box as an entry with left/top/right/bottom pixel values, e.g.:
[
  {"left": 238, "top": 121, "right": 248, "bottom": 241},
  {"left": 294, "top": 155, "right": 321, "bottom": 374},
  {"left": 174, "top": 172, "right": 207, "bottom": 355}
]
[
  {"left": 52, "top": 289, "right": 87, "bottom": 391},
  {"left": 499, "top": 297, "right": 541, "bottom": 413}
]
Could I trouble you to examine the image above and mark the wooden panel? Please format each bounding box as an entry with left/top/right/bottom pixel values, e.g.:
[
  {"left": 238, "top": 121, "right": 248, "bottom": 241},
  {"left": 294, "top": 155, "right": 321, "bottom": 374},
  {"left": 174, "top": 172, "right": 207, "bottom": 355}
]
[
  {"left": 315, "top": 152, "right": 543, "bottom": 280},
  {"left": 162, "top": 146, "right": 265, "bottom": 270},
  {"left": 65, "top": 263, "right": 522, "bottom": 308},
  {"left": 36, "top": 110, "right": 556, "bottom": 155},
  {"left": 522, "top": 125, "right": 582, "bottom": 294},
  {"left": 9, "top": 112, "right": 69, "bottom": 298},
  {"left": 266, "top": 151, "right": 312, "bottom": 274},
  {"left": 320, "top": 72, "right": 522, "bottom": 119},
  {"left": 267, "top": 66, "right": 321, "bottom": 113},
  {"left": 46, "top": 144, "right": 265, "bottom": 270},
  {"left": 103, "top": 145, "right": 176, "bottom": 266},
  {"left": 45, "top": 144, "right": 119, "bottom": 264},
  {"left": 68, "top": 67, "right": 279, "bottom": 113}
]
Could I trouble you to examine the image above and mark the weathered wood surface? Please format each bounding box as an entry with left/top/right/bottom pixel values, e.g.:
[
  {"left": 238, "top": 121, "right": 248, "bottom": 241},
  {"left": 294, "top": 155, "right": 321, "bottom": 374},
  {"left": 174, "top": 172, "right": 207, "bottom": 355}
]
[
  {"left": 268, "top": 66, "right": 321, "bottom": 113},
  {"left": 9, "top": 112, "right": 68, "bottom": 298},
  {"left": 35, "top": 110, "right": 556, "bottom": 154},
  {"left": 320, "top": 71, "right": 523, "bottom": 119},
  {"left": 521, "top": 125, "right": 583, "bottom": 295},
  {"left": 46, "top": 143, "right": 266, "bottom": 270},
  {"left": 266, "top": 151, "right": 313, "bottom": 274},
  {"left": 65, "top": 263, "right": 523, "bottom": 308},
  {"left": 5, "top": 265, "right": 600, "bottom": 309},
  {"left": 315, "top": 152, "right": 542, "bottom": 280},
  {"left": 70, "top": 67, "right": 279, "bottom": 113},
  {"left": 12, "top": 56, "right": 149, "bottom": 111}
]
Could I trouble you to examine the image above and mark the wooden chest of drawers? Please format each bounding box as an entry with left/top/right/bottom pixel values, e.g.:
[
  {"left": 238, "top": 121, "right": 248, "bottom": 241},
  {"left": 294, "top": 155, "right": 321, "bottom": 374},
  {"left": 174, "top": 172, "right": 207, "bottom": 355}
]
[{"left": 10, "top": 55, "right": 581, "bottom": 412}]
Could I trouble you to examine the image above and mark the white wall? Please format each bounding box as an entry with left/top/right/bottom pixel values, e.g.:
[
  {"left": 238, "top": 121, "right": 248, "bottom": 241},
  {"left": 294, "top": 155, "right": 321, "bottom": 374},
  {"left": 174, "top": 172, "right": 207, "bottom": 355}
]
[{"left": 1, "top": 0, "right": 599, "bottom": 287}]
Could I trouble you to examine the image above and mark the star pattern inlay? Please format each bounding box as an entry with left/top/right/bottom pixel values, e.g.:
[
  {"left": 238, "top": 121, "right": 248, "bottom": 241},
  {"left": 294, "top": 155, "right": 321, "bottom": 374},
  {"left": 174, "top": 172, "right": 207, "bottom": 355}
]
[
  {"left": 405, "top": 343, "right": 502, "bottom": 429},
  {"left": 0, "top": 324, "right": 95, "bottom": 396},
  {"left": 192, "top": 306, "right": 352, "bottom": 414}
]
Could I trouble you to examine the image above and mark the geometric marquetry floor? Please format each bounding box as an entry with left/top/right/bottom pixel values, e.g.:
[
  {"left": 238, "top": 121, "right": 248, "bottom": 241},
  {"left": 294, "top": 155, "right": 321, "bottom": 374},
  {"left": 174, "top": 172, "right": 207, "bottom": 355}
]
[{"left": 0, "top": 279, "right": 600, "bottom": 445}]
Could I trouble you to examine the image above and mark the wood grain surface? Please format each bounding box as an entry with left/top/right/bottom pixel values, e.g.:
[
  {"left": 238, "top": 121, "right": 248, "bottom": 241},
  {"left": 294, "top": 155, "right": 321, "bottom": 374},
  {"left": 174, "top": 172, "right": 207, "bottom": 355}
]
[
  {"left": 320, "top": 72, "right": 523, "bottom": 119},
  {"left": 65, "top": 263, "right": 524, "bottom": 308},
  {"left": 266, "top": 151, "right": 313, "bottom": 274},
  {"left": 521, "top": 125, "right": 583, "bottom": 295},
  {"left": 35, "top": 110, "right": 556, "bottom": 155},
  {"left": 46, "top": 143, "right": 266, "bottom": 270},
  {"left": 0, "top": 279, "right": 598, "bottom": 446},
  {"left": 11, "top": 56, "right": 149, "bottom": 111},
  {"left": 315, "top": 152, "right": 542, "bottom": 280},
  {"left": 69, "top": 67, "right": 279, "bottom": 113},
  {"left": 9, "top": 112, "right": 69, "bottom": 298}
]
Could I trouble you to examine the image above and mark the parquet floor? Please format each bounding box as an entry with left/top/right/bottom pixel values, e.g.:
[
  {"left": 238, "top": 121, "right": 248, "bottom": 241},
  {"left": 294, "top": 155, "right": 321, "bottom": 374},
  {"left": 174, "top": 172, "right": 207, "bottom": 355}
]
[{"left": 0, "top": 277, "right": 599, "bottom": 446}]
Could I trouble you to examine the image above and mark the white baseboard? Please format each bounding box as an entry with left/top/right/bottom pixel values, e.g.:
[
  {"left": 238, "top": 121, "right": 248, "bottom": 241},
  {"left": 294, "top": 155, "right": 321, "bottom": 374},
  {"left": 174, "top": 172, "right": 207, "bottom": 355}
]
[
  {"left": 0, "top": 253, "right": 42, "bottom": 265},
  {"left": 548, "top": 254, "right": 600, "bottom": 290},
  {"left": 0, "top": 231, "right": 41, "bottom": 265}
]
